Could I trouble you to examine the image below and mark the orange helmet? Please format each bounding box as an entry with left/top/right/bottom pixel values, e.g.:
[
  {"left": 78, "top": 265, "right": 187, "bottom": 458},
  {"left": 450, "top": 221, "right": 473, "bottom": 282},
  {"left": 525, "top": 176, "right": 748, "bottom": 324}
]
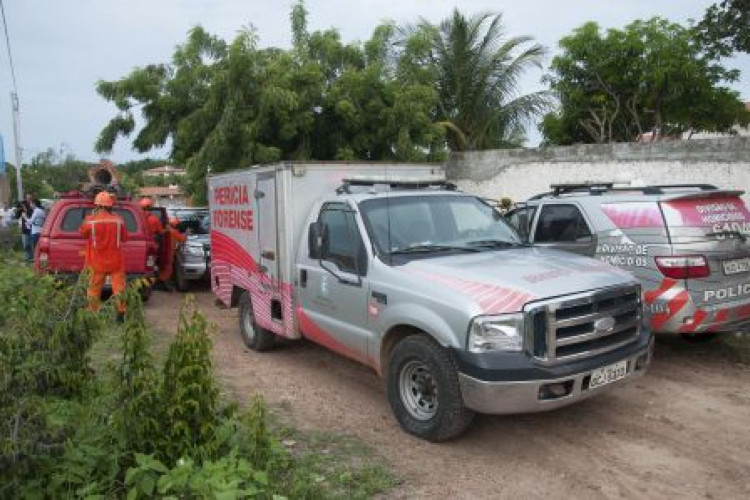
[
  {"left": 138, "top": 197, "right": 153, "bottom": 209},
  {"left": 94, "top": 191, "right": 115, "bottom": 208},
  {"left": 169, "top": 216, "right": 180, "bottom": 226}
]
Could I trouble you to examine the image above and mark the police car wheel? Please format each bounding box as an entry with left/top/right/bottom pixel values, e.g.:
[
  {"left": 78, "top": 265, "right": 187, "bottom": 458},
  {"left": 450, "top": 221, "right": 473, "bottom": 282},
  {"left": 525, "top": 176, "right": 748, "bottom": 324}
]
[
  {"left": 679, "top": 331, "right": 717, "bottom": 343},
  {"left": 238, "top": 291, "right": 275, "bottom": 351}
]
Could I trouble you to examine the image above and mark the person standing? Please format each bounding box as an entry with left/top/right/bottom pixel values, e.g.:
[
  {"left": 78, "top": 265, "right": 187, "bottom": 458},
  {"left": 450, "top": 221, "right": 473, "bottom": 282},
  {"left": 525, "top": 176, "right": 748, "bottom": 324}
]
[
  {"left": 28, "top": 199, "right": 46, "bottom": 257},
  {"left": 79, "top": 192, "right": 128, "bottom": 322},
  {"left": 13, "top": 195, "right": 32, "bottom": 262},
  {"left": 158, "top": 216, "right": 187, "bottom": 289},
  {"left": 139, "top": 197, "right": 165, "bottom": 286}
]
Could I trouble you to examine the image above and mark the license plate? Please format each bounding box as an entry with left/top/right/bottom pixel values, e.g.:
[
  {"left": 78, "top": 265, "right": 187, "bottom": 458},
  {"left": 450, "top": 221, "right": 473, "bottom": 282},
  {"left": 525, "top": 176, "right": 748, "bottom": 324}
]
[
  {"left": 589, "top": 360, "right": 628, "bottom": 389},
  {"left": 723, "top": 257, "right": 750, "bottom": 275}
]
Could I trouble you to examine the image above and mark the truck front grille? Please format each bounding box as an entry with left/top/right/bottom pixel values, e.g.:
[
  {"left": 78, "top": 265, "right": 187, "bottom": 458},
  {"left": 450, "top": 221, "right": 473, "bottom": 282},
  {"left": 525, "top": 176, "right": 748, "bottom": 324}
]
[{"left": 527, "top": 285, "right": 641, "bottom": 364}]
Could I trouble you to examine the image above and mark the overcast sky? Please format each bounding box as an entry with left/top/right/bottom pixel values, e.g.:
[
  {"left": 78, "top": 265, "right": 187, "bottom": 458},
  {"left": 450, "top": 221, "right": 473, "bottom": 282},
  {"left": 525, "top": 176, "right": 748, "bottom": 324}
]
[{"left": 0, "top": 0, "right": 748, "bottom": 165}]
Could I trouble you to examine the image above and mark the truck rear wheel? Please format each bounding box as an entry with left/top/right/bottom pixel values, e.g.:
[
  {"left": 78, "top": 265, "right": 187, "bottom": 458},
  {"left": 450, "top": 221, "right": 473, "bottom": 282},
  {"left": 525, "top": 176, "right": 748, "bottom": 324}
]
[
  {"left": 386, "top": 335, "right": 474, "bottom": 442},
  {"left": 238, "top": 291, "right": 275, "bottom": 351}
]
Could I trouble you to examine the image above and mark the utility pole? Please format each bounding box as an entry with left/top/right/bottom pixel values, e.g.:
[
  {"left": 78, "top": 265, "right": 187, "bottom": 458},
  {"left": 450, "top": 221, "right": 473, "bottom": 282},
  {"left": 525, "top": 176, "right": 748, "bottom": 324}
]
[
  {"left": 10, "top": 91, "right": 22, "bottom": 199},
  {"left": 0, "top": 133, "right": 8, "bottom": 206}
]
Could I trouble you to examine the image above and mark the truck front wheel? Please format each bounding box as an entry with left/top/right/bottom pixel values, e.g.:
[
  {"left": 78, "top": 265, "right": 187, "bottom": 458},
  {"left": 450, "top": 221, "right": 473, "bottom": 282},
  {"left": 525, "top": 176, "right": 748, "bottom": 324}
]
[
  {"left": 238, "top": 291, "right": 275, "bottom": 351},
  {"left": 386, "top": 335, "right": 474, "bottom": 442}
]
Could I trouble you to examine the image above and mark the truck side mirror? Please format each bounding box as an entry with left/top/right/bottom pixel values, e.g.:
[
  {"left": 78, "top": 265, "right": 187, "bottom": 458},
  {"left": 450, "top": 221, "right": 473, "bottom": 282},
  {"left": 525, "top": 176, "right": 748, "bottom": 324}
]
[{"left": 309, "top": 222, "right": 323, "bottom": 259}]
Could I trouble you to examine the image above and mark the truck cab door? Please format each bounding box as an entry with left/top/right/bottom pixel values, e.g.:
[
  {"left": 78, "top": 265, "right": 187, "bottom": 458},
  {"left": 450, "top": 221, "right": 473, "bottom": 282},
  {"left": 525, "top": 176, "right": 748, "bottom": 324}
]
[
  {"left": 530, "top": 203, "right": 597, "bottom": 257},
  {"left": 296, "top": 202, "right": 372, "bottom": 365},
  {"left": 255, "top": 174, "right": 279, "bottom": 285}
]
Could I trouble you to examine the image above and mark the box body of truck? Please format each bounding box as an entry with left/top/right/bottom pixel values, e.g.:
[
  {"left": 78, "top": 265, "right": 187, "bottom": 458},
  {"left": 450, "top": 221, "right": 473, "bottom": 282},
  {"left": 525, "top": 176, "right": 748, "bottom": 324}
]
[{"left": 209, "top": 162, "right": 441, "bottom": 341}]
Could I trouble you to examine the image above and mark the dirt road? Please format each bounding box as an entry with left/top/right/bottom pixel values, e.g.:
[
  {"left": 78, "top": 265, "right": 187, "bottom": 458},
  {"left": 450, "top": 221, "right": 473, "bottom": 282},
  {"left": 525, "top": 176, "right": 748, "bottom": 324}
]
[{"left": 147, "top": 290, "right": 750, "bottom": 499}]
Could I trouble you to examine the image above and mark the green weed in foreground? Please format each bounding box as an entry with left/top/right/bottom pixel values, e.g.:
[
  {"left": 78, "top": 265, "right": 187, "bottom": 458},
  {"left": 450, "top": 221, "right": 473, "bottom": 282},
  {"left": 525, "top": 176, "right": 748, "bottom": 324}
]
[{"left": 0, "top": 260, "right": 397, "bottom": 498}]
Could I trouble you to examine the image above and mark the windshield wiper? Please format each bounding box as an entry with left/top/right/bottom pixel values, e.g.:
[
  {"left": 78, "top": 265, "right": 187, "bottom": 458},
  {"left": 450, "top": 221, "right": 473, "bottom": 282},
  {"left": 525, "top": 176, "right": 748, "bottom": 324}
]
[
  {"left": 390, "top": 244, "right": 481, "bottom": 255},
  {"left": 466, "top": 239, "right": 523, "bottom": 248},
  {"left": 706, "top": 230, "right": 747, "bottom": 243}
]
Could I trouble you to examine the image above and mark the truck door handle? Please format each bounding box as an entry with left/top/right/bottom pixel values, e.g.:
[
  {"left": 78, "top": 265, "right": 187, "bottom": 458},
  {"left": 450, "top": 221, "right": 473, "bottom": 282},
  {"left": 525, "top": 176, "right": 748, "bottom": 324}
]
[
  {"left": 300, "top": 269, "right": 308, "bottom": 287},
  {"left": 261, "top": 250, "right": 275, "bottom": 261}
]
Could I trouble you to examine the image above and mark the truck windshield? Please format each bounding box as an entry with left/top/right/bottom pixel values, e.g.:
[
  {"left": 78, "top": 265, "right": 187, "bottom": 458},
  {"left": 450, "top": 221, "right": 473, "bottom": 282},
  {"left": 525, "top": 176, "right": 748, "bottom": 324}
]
[
  {"left": 359, "top": 195, "right": 522, "bottom": 256},
  {"left": 173, "top": 210, "right": 210, "bottom": 235}
]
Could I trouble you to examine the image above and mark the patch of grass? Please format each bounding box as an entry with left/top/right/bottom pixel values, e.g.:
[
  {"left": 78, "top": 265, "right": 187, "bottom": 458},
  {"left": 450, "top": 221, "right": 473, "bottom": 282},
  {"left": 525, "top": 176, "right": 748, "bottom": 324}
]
[
  {"left": 89, "top": 321, "right": 174, "bottom": 374},
  {"left": 276, "top": 427, "right": 401, "bottom": 499}
]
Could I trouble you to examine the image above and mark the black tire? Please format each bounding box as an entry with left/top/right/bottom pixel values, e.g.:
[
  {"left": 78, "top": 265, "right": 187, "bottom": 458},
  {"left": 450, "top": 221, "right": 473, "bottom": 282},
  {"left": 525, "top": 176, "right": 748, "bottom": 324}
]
[
  {"left": 679, "top": 331, "right": 718, "bottom": 343},
  {"left": 386, "top": 335, "right": 474, "bottom": 442},
  {"left": 174, "top": 263, "right": 189, "bottom": 292},
  {"left": 139, "top": 284, "right": 152, "bottom": 303},
  {"left": 238, "top": 291, "right": 275, "bottom": 351}
]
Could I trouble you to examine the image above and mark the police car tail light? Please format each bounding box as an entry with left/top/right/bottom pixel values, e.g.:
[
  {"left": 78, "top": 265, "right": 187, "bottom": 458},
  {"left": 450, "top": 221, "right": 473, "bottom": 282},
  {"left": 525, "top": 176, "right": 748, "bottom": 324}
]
[{"left": 655, "top": 255, "right": 710, "bottom": 279}]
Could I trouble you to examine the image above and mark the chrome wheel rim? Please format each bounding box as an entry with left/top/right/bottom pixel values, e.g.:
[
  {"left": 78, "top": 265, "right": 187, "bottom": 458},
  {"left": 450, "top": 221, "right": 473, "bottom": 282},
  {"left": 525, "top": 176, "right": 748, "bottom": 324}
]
[{"left": 399, "top": 360, "right": 438, "bottom": 420}]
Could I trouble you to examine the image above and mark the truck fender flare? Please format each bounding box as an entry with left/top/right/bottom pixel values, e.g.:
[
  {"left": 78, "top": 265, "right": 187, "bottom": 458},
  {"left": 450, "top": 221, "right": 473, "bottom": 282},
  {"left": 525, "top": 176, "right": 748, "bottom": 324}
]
[{"left": 381, "top": 304, "right": 459, "bottom": 348}]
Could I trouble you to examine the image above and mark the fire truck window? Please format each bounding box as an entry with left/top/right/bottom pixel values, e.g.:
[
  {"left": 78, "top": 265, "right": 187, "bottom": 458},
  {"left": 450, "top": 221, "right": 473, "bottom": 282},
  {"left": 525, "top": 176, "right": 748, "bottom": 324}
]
[
  {"left": 319, "top": 205, "right": 366, "bottom": 275},
  {"left": 61, "top": 207, "right": 138, "bottom": 233},
  {"left": 534, "top": 204, "right": 591, "bottom": 243}
]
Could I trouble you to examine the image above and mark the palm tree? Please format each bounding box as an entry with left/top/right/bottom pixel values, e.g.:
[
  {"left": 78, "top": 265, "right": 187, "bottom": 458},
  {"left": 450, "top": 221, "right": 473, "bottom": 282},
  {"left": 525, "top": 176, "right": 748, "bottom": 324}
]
[{"left": 402, "top": 10, "right": 551, "bottom": 150}]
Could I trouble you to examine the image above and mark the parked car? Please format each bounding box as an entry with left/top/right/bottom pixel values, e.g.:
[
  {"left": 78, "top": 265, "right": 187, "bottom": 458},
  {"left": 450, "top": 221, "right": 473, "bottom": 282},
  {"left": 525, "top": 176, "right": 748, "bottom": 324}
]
[
  {"left": 506, "top": 183, "right": 750, "bottom": 340},
  {"left": 209, "top": 163, "right": 652, "bottom": 441},
  {"left": 34, "top": 190, "right": 158, "bottom": 300},
  {"left": 167, "top": 207, "right": 211, "bottom": 291}
]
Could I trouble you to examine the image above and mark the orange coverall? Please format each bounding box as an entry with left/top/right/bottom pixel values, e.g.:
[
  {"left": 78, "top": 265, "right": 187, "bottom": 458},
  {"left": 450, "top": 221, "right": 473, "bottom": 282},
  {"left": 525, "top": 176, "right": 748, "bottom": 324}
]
[
  {"left": 146, "top": 212, "right": 165, "bottom": 278},
  {"left": 146, "top": 212, "right": 163, "bottom": 235},
  {"left": 158, "top": 227, "right": 186, "bottom": 282},
  {"left": 79, "top": 210, "right": 129, "bottom": 312}
]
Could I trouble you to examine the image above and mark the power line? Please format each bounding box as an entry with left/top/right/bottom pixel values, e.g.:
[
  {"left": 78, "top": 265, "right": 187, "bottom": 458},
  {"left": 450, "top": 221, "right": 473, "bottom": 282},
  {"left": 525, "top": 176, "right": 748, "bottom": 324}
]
[{"left": 0, "top": 0, "right": 18, "bottom": 91}]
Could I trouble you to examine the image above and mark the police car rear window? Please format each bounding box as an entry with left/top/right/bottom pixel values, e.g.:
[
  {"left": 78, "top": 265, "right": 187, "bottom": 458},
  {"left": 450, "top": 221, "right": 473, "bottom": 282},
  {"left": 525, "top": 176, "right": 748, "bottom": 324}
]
[{"left": 60, "top": 207, "right": 138, "bottom": 233}]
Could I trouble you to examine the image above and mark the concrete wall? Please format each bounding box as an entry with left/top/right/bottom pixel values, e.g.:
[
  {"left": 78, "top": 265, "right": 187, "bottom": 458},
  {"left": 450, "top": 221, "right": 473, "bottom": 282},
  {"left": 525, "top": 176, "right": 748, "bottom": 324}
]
[{"left": 447, "top": 137, "right": 750, "bottom": 202}]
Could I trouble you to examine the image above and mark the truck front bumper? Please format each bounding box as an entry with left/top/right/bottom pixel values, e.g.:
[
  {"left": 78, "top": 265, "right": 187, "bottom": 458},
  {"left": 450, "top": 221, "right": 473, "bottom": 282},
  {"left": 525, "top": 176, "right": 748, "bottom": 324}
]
[{"left": 457, "top": 336, "right": 653, "bottom": 415}]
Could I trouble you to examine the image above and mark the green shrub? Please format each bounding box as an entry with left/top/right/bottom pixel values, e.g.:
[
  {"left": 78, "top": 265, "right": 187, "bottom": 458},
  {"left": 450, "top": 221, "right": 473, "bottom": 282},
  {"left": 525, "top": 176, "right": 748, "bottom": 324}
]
[
  {"left": 0, "top": 258, "right": 396, "bottom": 498},
  {"left": 158, "top": 296, "right": 219, "bottom": 464}
]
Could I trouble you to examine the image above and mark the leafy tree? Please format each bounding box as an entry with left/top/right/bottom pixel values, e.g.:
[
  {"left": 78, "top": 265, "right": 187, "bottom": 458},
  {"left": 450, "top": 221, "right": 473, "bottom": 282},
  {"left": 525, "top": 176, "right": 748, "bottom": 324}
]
[
  {"left": 5, "top": 149, "right": 92, "bottom": 201},
  {"left": 399, "top": 9, "right": 551, "bottom": 150},
  {"left": 95, "top": 1, "right": 444, "bottom": 204},
  {"left": 697, "top": 0, "right": 750, "bottom": 56},
  {"left": 542, "top": 18, "right": 750, "bottom": 145}
]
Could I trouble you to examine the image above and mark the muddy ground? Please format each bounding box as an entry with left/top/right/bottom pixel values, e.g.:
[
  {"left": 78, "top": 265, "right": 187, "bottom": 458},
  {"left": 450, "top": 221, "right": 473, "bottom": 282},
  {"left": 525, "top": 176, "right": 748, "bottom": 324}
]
[{"left": 147, "top": 289, "right": 750, "bottom": 499}]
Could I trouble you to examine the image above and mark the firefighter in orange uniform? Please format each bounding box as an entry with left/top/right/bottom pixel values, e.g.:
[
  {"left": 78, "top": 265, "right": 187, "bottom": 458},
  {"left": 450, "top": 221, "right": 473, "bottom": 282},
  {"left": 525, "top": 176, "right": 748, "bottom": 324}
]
[
  {"left": 139, "top": 197, "right": 164, "bottom": 236},
  {"left": 79, "top": 192, "right": 128, "bottom": 322},
  {"left": 158, "top": 216, "right": 187, "bottom": 286},
  {"left": 139, "top": 197, "right": 166, "bottom": 287}
]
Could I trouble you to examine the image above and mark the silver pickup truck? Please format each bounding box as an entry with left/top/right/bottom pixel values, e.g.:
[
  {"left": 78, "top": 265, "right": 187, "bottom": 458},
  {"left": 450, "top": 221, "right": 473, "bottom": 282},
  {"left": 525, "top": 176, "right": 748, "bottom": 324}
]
[{"left": 209, "top": 163, "right": 653, "bottom": 441}]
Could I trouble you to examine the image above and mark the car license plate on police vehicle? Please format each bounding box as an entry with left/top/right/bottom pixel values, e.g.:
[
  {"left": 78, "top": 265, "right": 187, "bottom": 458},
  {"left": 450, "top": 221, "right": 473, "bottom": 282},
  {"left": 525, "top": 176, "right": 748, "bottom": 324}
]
[
  {"left": 723, "top": 257, "right": 750, "bottom": 276},
  {"left": 589, "top": 360, "right": 628, "bottom": 389}
]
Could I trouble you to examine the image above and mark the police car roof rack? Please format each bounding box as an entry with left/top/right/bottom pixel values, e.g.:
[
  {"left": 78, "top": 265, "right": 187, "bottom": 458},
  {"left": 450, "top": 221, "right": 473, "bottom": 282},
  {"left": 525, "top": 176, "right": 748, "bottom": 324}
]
[
  {"left": 640, "top": 184, "right": 718, "bottom": 194},
  {"left": 530, "top": 182, "right": 719, "bottom": 199},
  {"left": 337, "top": 176, "right": 456, "bottom": 194}
]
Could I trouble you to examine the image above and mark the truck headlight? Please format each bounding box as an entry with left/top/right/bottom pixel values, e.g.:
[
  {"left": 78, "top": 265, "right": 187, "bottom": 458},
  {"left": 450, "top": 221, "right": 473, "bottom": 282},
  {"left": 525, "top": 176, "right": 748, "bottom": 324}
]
[{"left": 468, "top": 313, "right": 525, "bottom": 353}]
